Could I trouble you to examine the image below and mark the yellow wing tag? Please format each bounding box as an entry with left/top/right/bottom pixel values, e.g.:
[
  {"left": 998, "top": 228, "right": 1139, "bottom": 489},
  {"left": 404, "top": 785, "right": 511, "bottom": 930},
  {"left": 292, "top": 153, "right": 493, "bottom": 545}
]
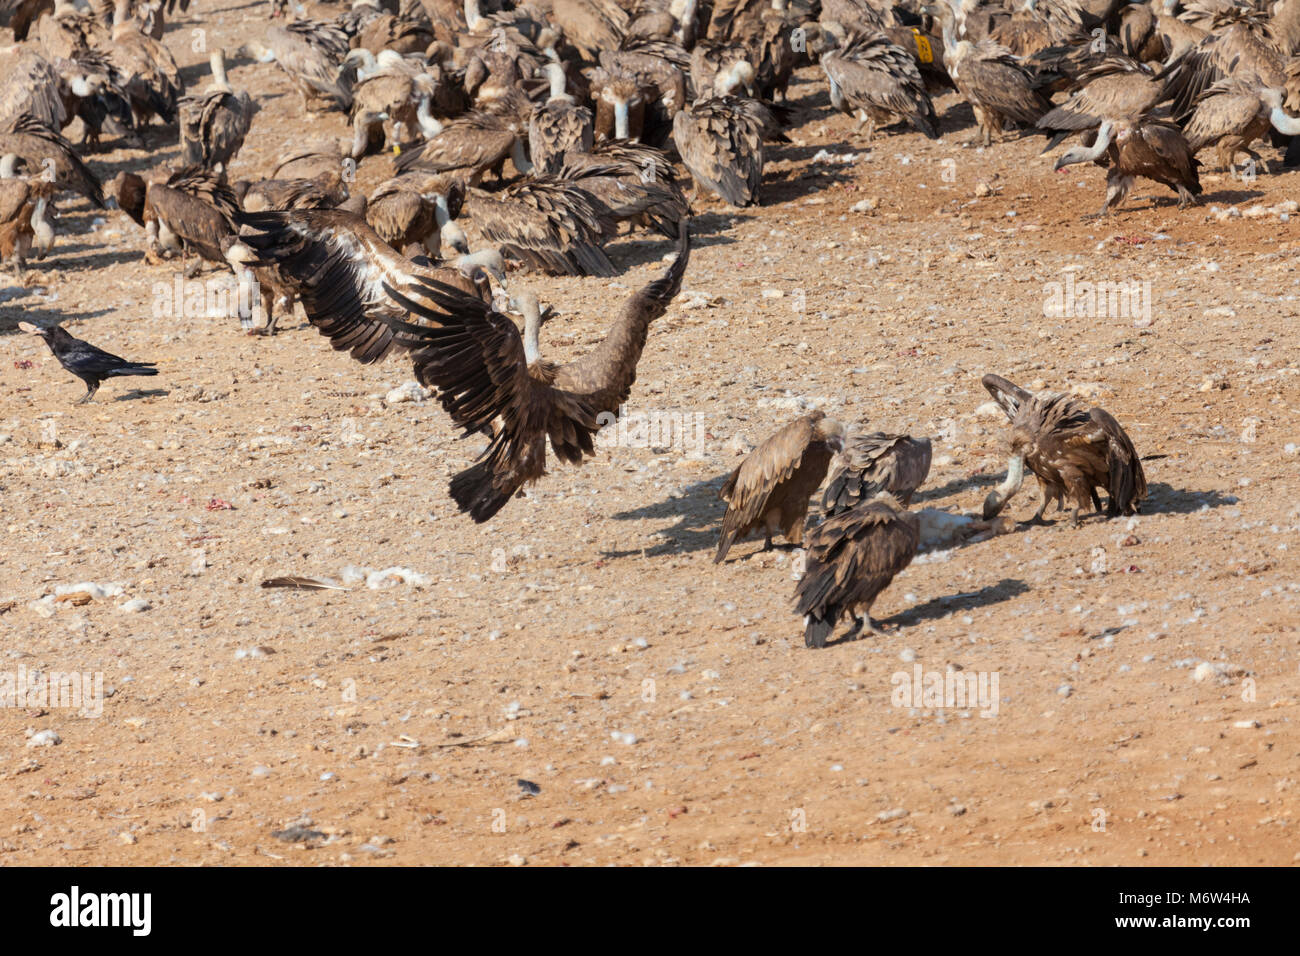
[
  {"left": 913, "top": 29, "right": 934, "bottom": 64},
  {"left": 392, "top": 144, "right": 402, "bottom": 156}
]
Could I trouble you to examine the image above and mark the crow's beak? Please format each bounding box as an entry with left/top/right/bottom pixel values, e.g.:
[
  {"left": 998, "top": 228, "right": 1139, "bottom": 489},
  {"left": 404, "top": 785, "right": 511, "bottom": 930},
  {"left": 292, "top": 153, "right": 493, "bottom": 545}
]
[{"left": 17, "top": 321, "right": 42, "bottom": 334}]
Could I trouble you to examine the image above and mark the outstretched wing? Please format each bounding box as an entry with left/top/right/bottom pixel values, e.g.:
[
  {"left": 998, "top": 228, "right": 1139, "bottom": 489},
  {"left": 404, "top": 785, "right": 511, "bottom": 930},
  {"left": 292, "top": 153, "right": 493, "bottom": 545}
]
[
  {"left": 383, "top": 278, "right": 603, "bottom": 523},
  {"left": 982, "top": 373, "right": 1033, "bottom": 421}
]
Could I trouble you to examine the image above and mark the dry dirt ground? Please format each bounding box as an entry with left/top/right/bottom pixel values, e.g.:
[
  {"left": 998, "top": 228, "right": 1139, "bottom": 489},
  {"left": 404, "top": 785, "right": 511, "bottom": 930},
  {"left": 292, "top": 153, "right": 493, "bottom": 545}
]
[{"left": 1, "top": 2, "right": 1298, "bottom": 866}]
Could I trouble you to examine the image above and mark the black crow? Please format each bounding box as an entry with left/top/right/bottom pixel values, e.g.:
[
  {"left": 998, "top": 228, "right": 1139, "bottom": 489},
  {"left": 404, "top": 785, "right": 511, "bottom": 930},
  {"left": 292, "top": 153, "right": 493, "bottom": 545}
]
[{"left": 18, "top": 322, "right": 158, "bottom": 404}]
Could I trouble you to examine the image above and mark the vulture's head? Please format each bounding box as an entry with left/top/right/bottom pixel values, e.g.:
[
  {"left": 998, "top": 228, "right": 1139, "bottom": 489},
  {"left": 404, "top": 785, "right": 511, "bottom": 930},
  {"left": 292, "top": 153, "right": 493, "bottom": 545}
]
[{"left": 813, "top": 416, "right": 848, "bottom": 455}]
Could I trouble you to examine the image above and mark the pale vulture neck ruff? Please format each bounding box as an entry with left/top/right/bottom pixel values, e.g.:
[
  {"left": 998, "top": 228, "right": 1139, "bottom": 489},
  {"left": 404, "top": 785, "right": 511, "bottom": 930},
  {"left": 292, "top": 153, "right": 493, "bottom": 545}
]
[
  {"left": 520, "top": 296, "right": 543, "bottom": 366},
  {"left": 826, "top": 74, "right": 843, "bottom": 112},
  {"left": 0, "top": 154, "right": 18, "bottom": 179},
  {"left": 347, "top": 48, "right": 378, "bottom": 80},
  {"left": 32, "top": 197, "right": 54, "bottom": 248},
  {"left": 614, "top": 99, "right": 630, "bottom": 139},
  {"left": 675, "top": 0, "right": 698, "bottom": 45},
  {"left": 1269, "top": 104, "right": 1300, "bottom": 136},
  {"left": 1073, "top": 121, "right": 1116, "bottom": 164},
  {"left": 547, "top": 63, "right": 569, "bottom": 102},
  {"left": 70, "top": 73, "right": 97, "bottom": 97},
  {"left": 983, "top": 454, "right": 1026, "bottom": 517},
  {"left": 209, "top": 50, "right": 232, "bottom": 93},
  {"left": 417, "top": 95, "right": 443, "bottom": 138},
  {"left": 510, "top": 137, "right": 534, "bottom": 175},
  {"left": 433, "top": 194, "right": 452, "bottom": 228},
  {"left": 464, "top": 0, "right": 488, "bottom": 32},
  {"left": 455, "top": 249, "right": 503, "bottom": 283}
]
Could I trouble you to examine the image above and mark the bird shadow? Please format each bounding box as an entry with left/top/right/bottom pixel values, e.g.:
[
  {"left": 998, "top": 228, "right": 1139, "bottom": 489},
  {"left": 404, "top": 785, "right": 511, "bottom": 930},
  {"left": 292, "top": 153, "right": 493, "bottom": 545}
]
[
  {"left": 817, "top": 578, "right": 1032, "bottom": 646},
  {"left": 1139, "top": 482, "right": 1238, "bottom": 516},
  {"left": 874, "top": 577, "right": 1032, "bottom": 632},
  {"left": 112, "top": 388, "right": 170, "bottom": 402},
  {"left": 601, "top": 474, "right": 729, "bottom": 559},
  {"left": 1197, "top": 186, "right": 1265, "bottom": 205},
  {"left": 912, "top": 470, "right": 1002, "bottom": 504}
]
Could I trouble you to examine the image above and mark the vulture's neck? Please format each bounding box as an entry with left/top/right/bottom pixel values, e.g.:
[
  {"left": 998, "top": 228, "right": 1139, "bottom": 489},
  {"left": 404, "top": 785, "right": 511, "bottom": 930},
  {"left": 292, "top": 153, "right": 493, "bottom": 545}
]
[
  {"left": 209, "top": 50, "right": 232, "bottom": 93},
  {"left": 0, "top": 154, "right": 17, "bottom": 179},
  {"left": 522, "top": 307, "right": 542, "bottom": 366},
  {"left": 1269, "top": 104, "right": 1300, "bottom": 136},
  {"left": 417, "top": 96, "right": 443, "bottom": 137},
  {"left": 31, "top": 197, "right": 54, "bottom": 252}
]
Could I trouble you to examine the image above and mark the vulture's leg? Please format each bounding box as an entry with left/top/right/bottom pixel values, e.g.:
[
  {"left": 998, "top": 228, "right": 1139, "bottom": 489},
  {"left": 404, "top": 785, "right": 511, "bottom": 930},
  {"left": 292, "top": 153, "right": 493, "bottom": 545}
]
[
  {"left": 862, "top": 613, "right": 887, "bottom": 637},
  {"left": 182, "top": 253, "right": 201, "bottom": 278},
  {"left": 251, "top": 286, "right": 276, "bottom": 335},
  {"left": 1027, "top": 481, "right": 1051, "bottom": 525}
]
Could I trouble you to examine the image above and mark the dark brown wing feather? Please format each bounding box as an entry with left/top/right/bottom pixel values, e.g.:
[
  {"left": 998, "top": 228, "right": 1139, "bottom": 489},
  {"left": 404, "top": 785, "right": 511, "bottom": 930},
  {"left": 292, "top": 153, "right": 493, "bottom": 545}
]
[
  {"left": 823, "top": 433, "right": 932, "bottom": 513},
  {"left": 715, "top": 413, "right": 832, "bottom": 562},
  {"left": 794, "top": 498, "right": 919, "bottom": 647},
  {"left": 982, "top": 373, "right": 1033, "bottom": 420},
  {"left": 383, "top": 278, "right": 603, "bottom": 523}
]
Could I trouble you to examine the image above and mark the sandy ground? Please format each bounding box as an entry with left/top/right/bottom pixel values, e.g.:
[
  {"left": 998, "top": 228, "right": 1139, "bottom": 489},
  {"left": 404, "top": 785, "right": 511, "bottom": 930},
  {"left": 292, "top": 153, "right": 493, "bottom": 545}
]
[{"left": 1, "top": 2, "right": 1298, "bottom": 866}]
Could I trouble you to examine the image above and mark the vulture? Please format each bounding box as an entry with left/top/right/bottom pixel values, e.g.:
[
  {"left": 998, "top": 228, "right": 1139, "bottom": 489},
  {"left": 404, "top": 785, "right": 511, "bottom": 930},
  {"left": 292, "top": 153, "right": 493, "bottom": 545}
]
[
  {"left": 553, "top": 155, "right": 690, "bottom": 240},
  {"left": 932, "top": 2, "right": 1052, "bottom": 145},
  {"left": 178, "top": 49, "right": 258, "bottom": 171},
  {"left": 346, "top": 49, "right": 439, "bottom": 157},
  {"left": 0, "top": 162, "right": 55, "bottom": 269},
  {"left": 393, "top": 109, "right": 530, "bottom": 184},
  {"left": 821, "top": 32, "right": 940, "bottom": 140},
  {"left": 1053, "top": 117, "right": 1201, "bottom": 215},
  {"left": 793, "top": 492, "right": 920, "bottom": 648},
  {"left": 464, "top": 178, "right": 617, "bottom": 277},
  {"left": 714, "top": 411, "right": 848, "bottom": 563},
  {"left": 18, "top": 320, "right": 157, "bottom": 404},
  {"left": 238, "top": 172, "right": 350, "bottom": 212},
  {"left": 1183, "top": 81, "right": 1300, "bottom": 171},
  {"left": 137, "top": 165, "right": 241, "bottom": 273},
  {"left": 379, "top": 229, "right": 691, "bottom": 522},
  {"left": 672, "top": 62, "right": 777, "bottom": 207},
  {"left": 528, "top": 62, "right": 595, "bottom": 175},
  {"left": 0, "top": 46, "right": 74, "bottom": 131},
  {"left": 243, "top": 19, "right": 354, "bottom": 113},
  {"left": 548, "top": 0, "right": 629, "bottom": 60},
  {"left": 100, "top": 0, "right": 182, "bottom": 128},
  {"left": 980, "top": 373, "right": 1147, "bottom": 525},
  {"left": 590, "top": 64, "right": 653, "bottom": 143},
  {"left": 823, "top": 433, "right": 933, "bottom": 514},
  {"left": 1159, "top": 6, "right": 1284, "bottom": 124},
  {"left": 273, "top": 145, "right": 346, "bottom": 181},
  {"left": 232, "top": 172, "right": 362, "bottom": 335},
  {"left": 595, "top": 48, "right": 688, "bottom": 145},
  {"left": 0, "top": 114, "right": 104, "bottom": 207},
  {"left": 1036, "top": 56, "right": 1165, "bottom": 141},
  {"left": 0, "top": 0, "right": 55, "bottom": 42},
  {"left": 366, "top": 171, "right": 465, "bottom": 257}
]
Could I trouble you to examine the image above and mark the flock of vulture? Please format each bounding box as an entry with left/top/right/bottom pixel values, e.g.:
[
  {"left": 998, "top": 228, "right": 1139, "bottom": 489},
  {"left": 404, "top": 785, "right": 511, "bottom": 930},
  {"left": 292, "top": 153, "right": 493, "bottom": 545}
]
[{"left": 8, "top": 0, "right": 1281, "bottom": 645}]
